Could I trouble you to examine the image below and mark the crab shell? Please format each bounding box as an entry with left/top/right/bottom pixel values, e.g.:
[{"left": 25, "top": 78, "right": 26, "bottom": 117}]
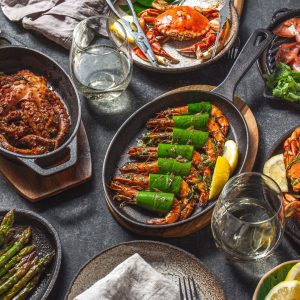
[{"left": 154, "top": 6, "right": 210, "bottom": 41}]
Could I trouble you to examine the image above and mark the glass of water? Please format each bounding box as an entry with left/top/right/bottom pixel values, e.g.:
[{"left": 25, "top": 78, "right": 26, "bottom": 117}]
[
  {"left": 211, "top": 172, "right": 285, "bottom": 261},
  {"left": 70, "top": 16, "right": 132, "bottom": 104}
]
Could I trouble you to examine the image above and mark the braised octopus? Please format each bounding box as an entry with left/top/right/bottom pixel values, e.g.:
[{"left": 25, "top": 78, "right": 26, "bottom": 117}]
[{"left": 0, "top": 70, "right": 70, "bottom": 155}]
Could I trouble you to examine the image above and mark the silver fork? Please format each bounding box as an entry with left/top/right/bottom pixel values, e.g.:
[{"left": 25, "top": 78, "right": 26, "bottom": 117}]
[
  {"left": 226, "top": 36, "right": 241, "bottom": 61},
  {"left": 179, "top": 277, "right": 201, "bottom": 300}
]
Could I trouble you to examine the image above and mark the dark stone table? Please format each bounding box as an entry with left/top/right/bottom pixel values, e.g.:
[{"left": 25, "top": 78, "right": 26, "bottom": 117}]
[{"left": 0, "top": 1, "right": 299, "bottom": 299}]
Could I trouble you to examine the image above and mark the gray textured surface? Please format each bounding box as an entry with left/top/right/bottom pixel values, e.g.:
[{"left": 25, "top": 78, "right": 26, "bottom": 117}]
[{"left": 0, "top": 1, "right": 299, "bottom": 299}]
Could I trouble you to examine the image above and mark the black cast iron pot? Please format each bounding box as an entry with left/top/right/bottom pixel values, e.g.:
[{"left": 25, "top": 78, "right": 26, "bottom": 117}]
[
  {"left": 0, "top": 34, "right": 81, "bottom": 176},
  {"left": 257, "top": 8, "right": 300, "bottom": 108}
]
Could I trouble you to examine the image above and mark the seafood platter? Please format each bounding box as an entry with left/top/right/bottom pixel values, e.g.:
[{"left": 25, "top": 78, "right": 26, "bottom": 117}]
[
  {"left": 111, "top": 0, "right": 239, "bottom": 72},
  {"left": 264, "top": 126, "right": 300, "bottom": 244}
]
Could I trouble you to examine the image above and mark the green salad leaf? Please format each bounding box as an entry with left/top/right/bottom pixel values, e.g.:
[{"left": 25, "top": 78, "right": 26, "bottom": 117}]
[
  {"left": 264, "top": 62, "right": 300, "bottom": 103},
  {"left": 119, "top": 0, "right": 175, "bottom": 15}
]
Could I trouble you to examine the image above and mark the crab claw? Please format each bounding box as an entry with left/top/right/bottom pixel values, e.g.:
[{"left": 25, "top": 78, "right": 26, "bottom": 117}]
[{"left": 177, "top": 32, "right": 216, "bottom": 58}]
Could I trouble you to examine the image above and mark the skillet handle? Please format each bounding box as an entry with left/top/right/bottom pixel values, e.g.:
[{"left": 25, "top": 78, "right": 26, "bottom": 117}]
[
  {"left": 212, "top": 29, "right": 273, "bottom": 101},
  {"left": 17, "top": 137, "right": 78, "bottom": 177}
]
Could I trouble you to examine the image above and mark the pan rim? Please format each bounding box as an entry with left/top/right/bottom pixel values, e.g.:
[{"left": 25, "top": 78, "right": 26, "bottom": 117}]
[
  {"left": 102, "top": 89, "right": 250, "bottom": 229},
  {"left": 0, "top": 45, "right": 82, "bottom": 159}
]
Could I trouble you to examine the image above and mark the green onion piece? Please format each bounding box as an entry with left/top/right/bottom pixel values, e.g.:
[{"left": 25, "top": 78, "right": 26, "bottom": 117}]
[
  {"left": 157, "top": 143, "right": 194, "bottom": 160},
  {"left": 149, "top": 174, "right": 182, "bottom": 194},
  {"left": 187, "top": 102, "right": 212, "bottom": 115},
  {"left": 172, "top": 128, "right": 208, "bottom": 148},
  {"left": 173, "top": 113, "right": 209, "bottom": 129},
  {"left": 136, "top": 191, "right": 174, "bottom": 214},
  {"left": 158, "top": 158, "right": 191, "bottom": 176}
]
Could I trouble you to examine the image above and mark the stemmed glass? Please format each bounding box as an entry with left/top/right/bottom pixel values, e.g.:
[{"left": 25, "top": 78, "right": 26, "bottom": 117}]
[{"left": 211, "top": 172, "right": 285, "bottom": 261}]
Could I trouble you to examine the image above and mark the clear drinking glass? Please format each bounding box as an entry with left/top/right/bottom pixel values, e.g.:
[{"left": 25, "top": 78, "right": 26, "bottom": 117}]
[
  {"left": 211, "top": 172, "right": 285, "bottom": 261},
  {"left": 70, "top": 16, "right": 132, "bottom": 104}
]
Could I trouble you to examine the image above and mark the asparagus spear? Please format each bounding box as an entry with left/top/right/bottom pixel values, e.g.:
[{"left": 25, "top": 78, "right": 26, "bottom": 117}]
[
  {"left": 0, "top": 246, "right": 35, "bottom": 278},
  {"left": 0, "top": 258, "right": 36, "bottom": 295},
  {"left": 9, "top": 273, "right": 41, "bottom": 300},
  {"left": 0, "top": 211, "right": 15, "bottom": 246},
  {"left": 0, "top": 227, "right": 31, "bottom": 268},
  {"left": 1, "top": 251, "right": 55, "bottom": 298},
  {"left": 0, "top": 252, "right": 36, "bottom": 285}
]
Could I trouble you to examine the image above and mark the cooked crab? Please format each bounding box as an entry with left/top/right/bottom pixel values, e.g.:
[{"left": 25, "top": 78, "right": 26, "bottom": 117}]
[{"left": 135, "top": 1, "right": 230, "bottom": 65}]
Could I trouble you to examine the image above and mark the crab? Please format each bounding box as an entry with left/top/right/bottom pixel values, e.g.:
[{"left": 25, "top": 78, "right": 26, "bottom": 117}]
[{"left": 134, "top": 1, "right": 230, "bottom": 65}]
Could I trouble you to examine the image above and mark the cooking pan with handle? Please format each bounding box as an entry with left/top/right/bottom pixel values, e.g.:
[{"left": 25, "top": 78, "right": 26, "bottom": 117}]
[
  {"left": 0, "top": 34, "right": 81, "bottom": 176},
  {"left": 102, "top": 29, "right": 273, "bottom": 229}
]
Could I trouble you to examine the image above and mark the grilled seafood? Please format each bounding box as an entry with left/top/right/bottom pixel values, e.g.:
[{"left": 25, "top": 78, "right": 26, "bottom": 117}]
[
  {"left": 283, "top": 127, "right": 300, "bottom": 192},
  {"left": 111, "top": 182, "right": 181, "bottom": 224},
  {"left": 273, "top": 18, "right": 300, "bottom": 71},
  {"left": 111, "top": 101, "right": 231, "bottom": 225},
  {"left": 283, "top": 193, "right": 300, "bottom": 222},
  {"left": 112, "top": 173, "right": 195, "bottom": 220},
  {"left": 135, "top": 2, "right": 230, "bottom": 64},
  {"left": 0, "top": 70, "right": 70, "bottom": 155}
]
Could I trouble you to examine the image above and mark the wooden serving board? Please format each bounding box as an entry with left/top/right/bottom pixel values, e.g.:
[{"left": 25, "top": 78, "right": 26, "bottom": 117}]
[
  {"left": 0, "top": 122, "right": 92, "bottom": 202},
  {"left": 107, "top": 85, "right": 258, "bottom": 238}
]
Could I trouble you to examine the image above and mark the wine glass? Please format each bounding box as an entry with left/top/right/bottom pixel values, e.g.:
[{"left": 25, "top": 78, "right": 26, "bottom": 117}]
[
  {"left": 70, "top": 16, "right": 132, "bottom": 108},
  {"left": 211, "top": 172, "right": 285, "bottom": 261}
]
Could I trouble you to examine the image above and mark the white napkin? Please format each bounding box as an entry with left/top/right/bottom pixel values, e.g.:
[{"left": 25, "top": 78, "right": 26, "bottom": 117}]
[{"left": 74, "top": 253, "right": 180, "bottom": 300}]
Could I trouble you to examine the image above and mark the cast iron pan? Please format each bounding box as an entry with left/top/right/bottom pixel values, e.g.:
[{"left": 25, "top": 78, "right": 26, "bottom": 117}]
[
  {"left": 267, "top": 126, "right": 300, "bottom": 245},
  {"left": 0, "top": 208, "right": 62, "bottom": 299},
  {"left": 0, "top": 33, "right": 81, "bottom": 176},
  {"left": 102, "top": 29, "right": 273, "bottom": 230},
  {"left": 257, "top": 8, "right": 300, "bottom": 108}
]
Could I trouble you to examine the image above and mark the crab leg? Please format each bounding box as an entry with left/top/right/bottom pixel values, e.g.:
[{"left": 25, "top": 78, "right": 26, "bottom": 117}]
[{"left": 177, "top": 31, "right": 216, "bottom": 58}]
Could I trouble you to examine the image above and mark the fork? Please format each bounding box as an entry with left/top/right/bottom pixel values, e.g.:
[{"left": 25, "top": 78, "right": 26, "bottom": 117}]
[
  {"left": 226, "top": 36, "right": 241, "bottom": 61},
  {"left": 179, "top": 277, "right": 201, "bottom": 300}
]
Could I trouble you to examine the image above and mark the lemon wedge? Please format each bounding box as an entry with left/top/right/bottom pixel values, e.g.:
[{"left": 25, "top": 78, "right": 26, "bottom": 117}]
[
  {"left": 265, "top": 280, "right": 300, "bottom": 300},
  {"left": 110, "top": 16, "right": 135, "bottom": 44},
  {"left": 222, "top": 140, "right": 238, "bottom": 174},
  {"left": 263, "top": 154, "right": 288, "bottom": 193},
  {"left": 209, "top": 156, "right": 231, "bottom": 200},
  {"left": 286, "top": 262, "right": 300, "bottom": 281}
]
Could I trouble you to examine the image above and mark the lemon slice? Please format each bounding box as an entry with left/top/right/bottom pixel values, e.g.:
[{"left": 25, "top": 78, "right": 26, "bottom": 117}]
[
  {"left": 263, "top": 154, "right": 288, "bottom": 193},
  {"left": 110, "top": 16, "right": 135, "bottom": 44},
  {"left": 265, "top": 280, "right": 300, "bottom": 300},
  {"left": 286, "top": 262, "right": 300, "bottom": 281},
  {"left": 209, "top": 156, "right": 231, "bottom": 200},
  {"left": 222, "top": 140, "right": 238, "bottom": 174}
]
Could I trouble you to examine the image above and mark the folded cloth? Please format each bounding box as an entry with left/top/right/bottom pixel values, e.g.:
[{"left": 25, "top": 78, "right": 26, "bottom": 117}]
[
  {"left": 74, "top": 253, "right": 180, "bottom": 300},
  {"left": 0, "top": 0, "right": 107, "bottom": 49}
]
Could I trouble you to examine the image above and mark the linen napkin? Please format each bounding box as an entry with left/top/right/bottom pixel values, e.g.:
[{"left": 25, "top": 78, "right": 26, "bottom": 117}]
[
  {"left": 0, "top": 0, "right": 107, "bottom": 49},
  {"left": 74, "top": 253, "right": 180, "bottom": 300}
]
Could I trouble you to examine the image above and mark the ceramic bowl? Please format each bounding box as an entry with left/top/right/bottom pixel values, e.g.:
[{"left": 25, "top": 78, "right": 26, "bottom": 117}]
[{"left": 253, "top": 260, "right": 300, "bottom": 300}]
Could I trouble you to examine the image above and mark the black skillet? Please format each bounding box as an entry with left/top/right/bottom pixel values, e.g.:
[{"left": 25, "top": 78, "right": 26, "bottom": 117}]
[
  {"left": 0, "top": 208, "right": 62, "bottom": 299},
  {"left": 267, "top": 126, "right": 300, "bottom": 245},
  {"left": 257, "top": 8, "right": 300, "bottom": 108},
  {"left": 103, "top": 29, "right": 274, "bottom": 230},
  {"left": 0, "top": 33, "right": 81, "bottom": 176}
]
